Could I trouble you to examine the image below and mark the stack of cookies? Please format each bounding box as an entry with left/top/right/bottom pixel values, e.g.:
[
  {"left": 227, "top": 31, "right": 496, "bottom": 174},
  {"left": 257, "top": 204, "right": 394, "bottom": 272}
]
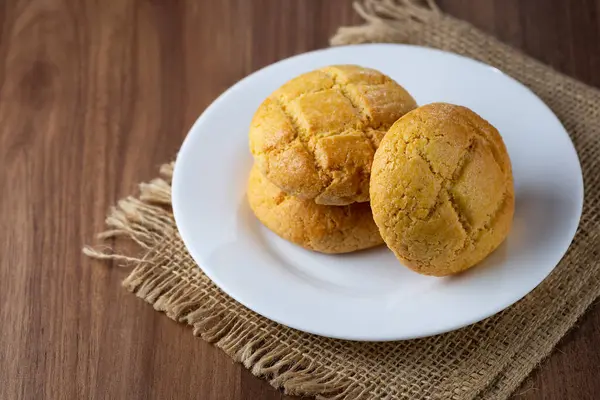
[
  {"left": 247, "top": 65, "right": 417, "bottom": 254},
  {"left": 247, "top": 65, "right": 514, "bottom": 276}
]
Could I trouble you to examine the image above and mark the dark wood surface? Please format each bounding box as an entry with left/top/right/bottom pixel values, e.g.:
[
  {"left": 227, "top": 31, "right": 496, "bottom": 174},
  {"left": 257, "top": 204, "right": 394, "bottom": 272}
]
[{"left": 1, "top": 0, "right": 600, "bottom": 399}]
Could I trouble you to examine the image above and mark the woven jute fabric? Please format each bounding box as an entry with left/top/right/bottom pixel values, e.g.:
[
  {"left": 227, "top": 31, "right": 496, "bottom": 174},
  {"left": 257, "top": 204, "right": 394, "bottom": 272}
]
[{"left": 85, "top": 1, "right": 600, "bottom": 399}]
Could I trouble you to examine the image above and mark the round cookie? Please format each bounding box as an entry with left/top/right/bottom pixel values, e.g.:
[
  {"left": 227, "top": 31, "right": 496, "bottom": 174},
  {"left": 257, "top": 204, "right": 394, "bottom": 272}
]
[
  {"left": 247, "top": 165, "right": 383, "bottom": 254},
  {"left": 370, "top": 103, "right": 515, "bottom": 276},
  {"left": 249, "top": 65, "right": 417, "bottom": 206}
]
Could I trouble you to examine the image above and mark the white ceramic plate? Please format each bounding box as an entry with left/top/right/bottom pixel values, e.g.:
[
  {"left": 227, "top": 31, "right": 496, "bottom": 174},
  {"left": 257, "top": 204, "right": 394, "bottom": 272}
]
[{"left": 172, "top": 44, "right": 583, "bottom": 341}]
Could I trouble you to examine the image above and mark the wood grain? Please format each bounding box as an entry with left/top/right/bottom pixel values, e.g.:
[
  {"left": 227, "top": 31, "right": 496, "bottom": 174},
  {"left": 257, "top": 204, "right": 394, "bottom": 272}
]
[{"left": 0, "top": 1, "right": 599, "bottom": 399}]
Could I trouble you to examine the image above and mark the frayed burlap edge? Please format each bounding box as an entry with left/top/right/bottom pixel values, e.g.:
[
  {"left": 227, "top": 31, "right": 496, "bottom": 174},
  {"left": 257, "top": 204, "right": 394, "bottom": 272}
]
[
  {"left": 83, "top": 164, "right": 358, "bottom": 399},
  {"left": 85, "top": 1, "right": 600, "bottom": 399}
]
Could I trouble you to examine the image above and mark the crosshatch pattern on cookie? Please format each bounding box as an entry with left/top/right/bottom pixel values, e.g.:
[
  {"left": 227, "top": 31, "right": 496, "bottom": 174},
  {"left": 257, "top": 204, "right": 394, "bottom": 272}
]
[
  {"left": 370, "top": 103, "right": 514, "bottom": 276},
  {"left": 249, "top": 65, "right": 417, "bottom": 206}
]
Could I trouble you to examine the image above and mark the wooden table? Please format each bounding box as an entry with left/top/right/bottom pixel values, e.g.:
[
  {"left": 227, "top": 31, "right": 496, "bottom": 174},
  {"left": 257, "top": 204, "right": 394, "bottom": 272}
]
[{"left": 2, "top": 1, "right": 600, "bottom": 399}]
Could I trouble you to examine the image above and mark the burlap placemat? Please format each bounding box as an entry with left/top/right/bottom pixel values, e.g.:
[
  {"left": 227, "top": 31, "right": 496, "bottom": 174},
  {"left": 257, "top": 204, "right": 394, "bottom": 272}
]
[{"left": 85, "top": 1, "right": 600, "bottom": 399}]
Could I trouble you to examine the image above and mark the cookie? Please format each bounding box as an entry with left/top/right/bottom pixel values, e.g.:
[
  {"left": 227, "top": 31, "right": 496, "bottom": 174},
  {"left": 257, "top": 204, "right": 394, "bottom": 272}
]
[
  {"left": 370, "top": 103, "right": 514, "bottom": 276},
  {"left": 249, "top": 65, "right": 417, "bottom": 206},
  {"left": 247, "top": 164, "right": 383, "bottom": 254}
]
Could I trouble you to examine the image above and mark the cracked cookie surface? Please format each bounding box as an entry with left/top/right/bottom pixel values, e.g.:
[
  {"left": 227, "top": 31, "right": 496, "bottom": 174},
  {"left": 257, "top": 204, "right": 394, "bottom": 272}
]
[
  {"left": 249, "top": 65, "right": 417, "bottom": 206},
  {"left": 247, "top": 164, "right": 383, "bottom": 254},
  {"left": 370, "top": 103, "right": 515, "bottom": 276}
]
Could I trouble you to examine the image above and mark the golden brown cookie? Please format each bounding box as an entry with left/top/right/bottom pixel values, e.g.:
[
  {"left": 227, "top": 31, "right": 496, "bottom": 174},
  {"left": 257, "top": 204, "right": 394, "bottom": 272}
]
[
  {"left": 370, "top": 103, "right": 515, "bottom": 276},
  {"left": 247, "top": 164, "right": 383, "bottom": 254},
  {"left": 249, "top": 65, "right": 417, "bottom": 206}
]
